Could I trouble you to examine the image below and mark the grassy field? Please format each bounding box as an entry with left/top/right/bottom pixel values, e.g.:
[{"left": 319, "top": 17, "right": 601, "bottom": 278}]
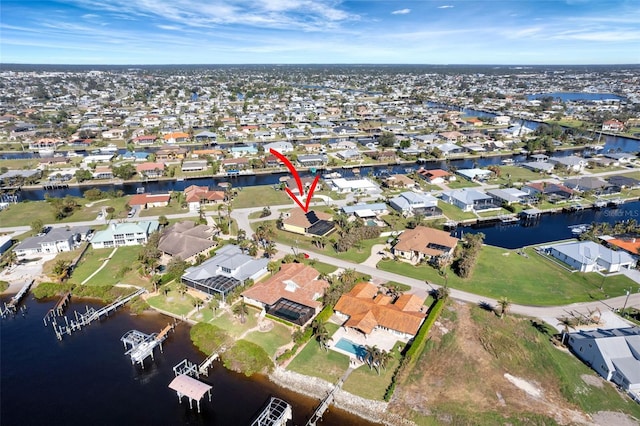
[
  {"left": 0, "top": 196, "right": 132, "bottom": 227},
  {"left": 68, "top": 247, "right": 114, "bottom": 283},
  {"left": 287, "top": 323, "right": 350, "bottom": 383},
  {"left": 147, "top": 289, "right": 197, "bottom": 316},
  {"left": 378, "top": 245, "right": 635, "bottom": 305},
  {"left": 209, "top": 309, "right": 259, "bottom": 338},
  {"left": 489, "top": 165, "right": 543, "bottom": 185},
  {"left": 341, "top": 342, "right": 404, "bottom": 400},
  {"left": 445, "top": 179, "right": 479, "bottom": 189},
  {"left": 244, "top": 322, "right": 292, "bottom": 357},
  {"left": 75, "top": 246, "right": 148, "bottom": 287},
  {"left": 232, "top": 186, "right": 292, "bottom": 208},
  {"left": 437, "top": 201, "right": 477, "bottom": 221},
  {"left": 392, "top": 302, "right": 640, "bottom": 425}
]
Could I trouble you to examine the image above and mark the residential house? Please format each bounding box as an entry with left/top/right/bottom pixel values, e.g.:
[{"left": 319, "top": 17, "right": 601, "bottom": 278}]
[
  {"left": 392, "top": 226, "right": 459, "bottom": 263},
  {"left": 547, "top": 240, "right": 635, "bottom": 273},
  {"left": 184, "top": 185, "right": 225, "bottom": 211},
  {"left": 297, "top": 154, "right": 328, "bottom": 167},
  {"left": 341, "top": 203, "right": 389, "bottom": 218},
  {"left": 133, "top": 135, "right": 158, "bottom": 146},
  {"left": 158, "top": 221, "right": 218, "bottom": 264},
  {"left": 90, "top": 221, "right": 160, "bottom": 249},
  {"left": 607, "top": 175, "right": 640, "bottom": 190},
  {"left": 441, "top": 188, "right": 497, "bottom": 212},
  {"left": 156, "top": 146, "right": 187, "bottom": 161},
  {"left": 564, "top": 177, "right": 611, "bottom": 194},
  {"left": 602, "top": 119, "right": 625, "bottom": 132},
  {"left": 605, "top": 153, "right": 636, "bottom": 163},
  {"left": 264, "top": 141, "right": 294, "bottom": 153},
  {"left": 486, "top": 188, "right": 529, "bottom": 205},
  {"left": 329, "top": 177, "right": 380, "bottom": 194},
  {"left": 92, "top": 166, "right": 113, "bottom": 180},
  {"left": 128, "top": 193, "right": 171, "bottom": 210},
  {"left": 242, "top": 263, "right": 329, "bottom": 326},
  {"left": 181, "top": 244, "right": 269, "bottom": 300},
  {"left": 383, "top": 174, "right": 417, "bottom": 189},
  {"left": 163, "top": 132, "right": 190, "bottom": 144},
  {"left": 521, "top": 161, "right": 555, "bottom": 174},
  {"left": 14, "top": 226, "right": 90, "bottom": 257},
  {"left": 389, "top": 192, "right": 440, "bottom": 217},
  {"left": 456, "top": 168, "right": 493, "bottom": 182},
  {"left": 567, "top": 327, "right": 640, "bottom": 394},
  {"left": 282, "top": 208, "right": 335, "bottom": 237},
  {"left": 334, "top": 282, "right": 426, "bottom": 340},
  {"left": 221, "top": 157, "right": 250, "bottom": 171},
  {"left": 416, "top": 169, "right": 453, "bottom": 184},
  {"left": 437, "top": 143, "right": 465, "bottom": 156},
  {"left": 335, "top": 149, "right": 361, "bottom": 161},
  {"left": 136, "top": 162, "right": 165, "bottom": 178},
  {"left": 181, "top": 160, "right": 208, "bottom": 172},
  {"left": 549, "top": 156, "right": 588, "bottom": 173},
  {"left": 524, "top": 182, "right": 575, "bottom": 203}
]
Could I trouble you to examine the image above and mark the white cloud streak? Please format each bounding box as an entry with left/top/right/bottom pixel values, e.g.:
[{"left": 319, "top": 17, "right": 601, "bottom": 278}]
[{"left": 391, "top": 9, "right": 411, "bottom": 15}]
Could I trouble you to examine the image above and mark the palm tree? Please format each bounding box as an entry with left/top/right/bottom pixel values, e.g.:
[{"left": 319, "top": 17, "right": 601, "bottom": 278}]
[
  {"left": 312, "top": 320, "right": 330, "bottom": 351},
  {"left": 238, "top": 238, "right": 250, "bottom": 254},
  {"left": 248, "top": 241, "right": 259, "bottom": 257},
  {"left": 557, "top": 316, "right": 576, "bottom": 345},
  {"left": 498, "top": 296, "right": 511, "bottom": 319},
  {"left": 378, "top": 350, "right": 393, "bottom": 373},
  {"left": 267, "top": 261, "right": 280, "bottom": 275},
  {"left": 435, "top": 284, "right": 450, "bottom": 301},
  {"left": 364, "top": 345, "right": 382, "bottom": 373},
  {"left": 232, "top": 301, "right": 249, "bottom": 323},
  {"left": 263, "top": 242, "right": 277, "bottom": 258},
  {"left": 6, "top": 250, "right": 18, "bottom": 268}
]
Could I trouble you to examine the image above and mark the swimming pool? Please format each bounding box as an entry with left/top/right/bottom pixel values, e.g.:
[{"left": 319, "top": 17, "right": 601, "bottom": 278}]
[{"left": 334, "top": 338, "right": 368, "bottom": 359}]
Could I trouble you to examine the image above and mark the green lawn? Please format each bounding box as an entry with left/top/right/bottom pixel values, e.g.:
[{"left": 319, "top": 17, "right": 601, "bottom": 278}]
[
  {"left": 244, "top": 322, "right": 293, "bottom": 357},
  {"left": 378, "top": 245, "right": 636, "bottom": 305},
  {"left": 303, "top": 260, "right": 338, "bottom": 275},
  {"left": 476, "top": 208, "right": 511, "bottom": 218},
  {"left": 446, "top": 179, "right": 479, "bottom": 189},
  {"left": 232, "top": 186, "right": 292, "bottom": 208},
  {"left": 489, "top": 166, "right": 542, "bottom": 185},
  {"left": 0, "top": 158, "right": 40, "bottom": 169},
  {"left": 76, "top": 246, "right": 149, "bottom": 287},
  {"left": 0, "top": 196, "right": 132, "bottom": 227},
  {"left": 147, "top": 290, "right": 197, "bottom": 316},
  {"left": 437, "top": 201, "right": 477, "bottom": 221},
  {"left": 69, "top": 247, "right": 114, "bottom": 284},
  {"left": 287, "top": 323, "right": 350, "bottom": 383},
  {"left": 209, "top": 309, "right": 259, "bottom": 338},
  {"left": 342, "top": 342, "right": 404, "bottom": 400}
]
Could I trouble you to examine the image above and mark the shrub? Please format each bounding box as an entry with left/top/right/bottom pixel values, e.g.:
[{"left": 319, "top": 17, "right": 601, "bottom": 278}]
[
  {"left": 222, "top": 340, "right": 273, "bottom": 377},
  {"left": 190, "top": 323, "right": 233, "bottom": 355},
  {"left": 32, "top": 282, "right": 74, "bottom": 299}
]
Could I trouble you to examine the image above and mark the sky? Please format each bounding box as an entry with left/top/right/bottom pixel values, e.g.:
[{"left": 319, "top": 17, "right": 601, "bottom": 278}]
[{"left": 1, "top": 0, "right": 639, "bottom": 65}]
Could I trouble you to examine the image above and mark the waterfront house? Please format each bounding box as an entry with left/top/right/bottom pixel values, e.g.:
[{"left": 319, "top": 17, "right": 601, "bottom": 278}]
[
  {"left": 158, "top": 221, "right": 218, "bottom": 264},
  {"left": 297, "top": 154, "right": 328, "bottom": 167},
  {"left": 282, "top": 208, "right": 335, "bottom": 237},
  {"left": 163, "top": 132, "right": 190, "bottom": 144},
  {"left": 133, "top": 135, "right": 157, "bottom": 146},
  {"left": 607, "top": 175, "right": 640, "bottom": 190},
  {"left": 602, "top": 119, "right": 625, "bottom": 133},
  {"left": 241, "top": 263, "right": 329, "bottom": 326},
  {"left": 549, "top": 156, "right": 588, "bottom": 173},
  {"left": 604, "top": 153, "right": 636, "bottom": 163},
  {"left": 14, "top": 226, "right": 90, "bottom": 257},
  {"left": 521, "top": 161, "right": 555, "bottom": 174},
  {"left": 90, "top": 221, "right": 159, "bottom": 249},
  {"left": 389, "top": 192, "right": 440, "bottom": 217},
  {"left": 328, "top": 177, "right": 381, "bottom": 194},
  {"left": 156, "top": 146, "right": 187, "bottom": 161},
  {"left": 264, "top": 141, "right": 294, "bottom": 153},
  {"left": 128, "top": 193, "right": 171, "bottom": 210},
  {"left": 181, "top": 244, "right": 268, "bottom": 301},
  {"left": 546, "top": 240, "right": 636, "bottom": 273},
  {"left": 383, "top": 174, "right": 417, "bottom": 189},
  {"left": 564, "top": 177, "right": 611, "bottom": 194},
  {"left": 524, "top": 182, "right": 575, "bottom": 202},
  {"left": 441, "top": 188, "right": 496, "bottom": 212},
  {"left": 416, "top": 168, "right": 454, "bottom": 184},
  {"left": 335, "top": 149, "right": 361, "bottom": 161},
  {"left": 221, "top": 157, "right": 249, "bottom": 171},
  {"left": 181, "top": 160, "right": 208, "bottom": 172},
  {"left": 567, "top": 327, "right": 640, "bottom": 395},
  {"left": 341, "top": 203, "right": 389, "bottom": 218},
  {"left": 334, "top": 282, "right": 426, "bottom": 340},
  {"left": 456, "top": 168, "right": 493, "bottom": 182},
  {"left": 184, "top": 185, "right": 225, "bottom": 211},
  {"left": 92, "top": 166, "right": 114, "bottom": 180},
  {"left": 136, "top": 162, "right": 165, "bottom": 179},
  {"left": 486, "top": 188, "right": 528, "bottom": 205},
  {"left": 391, "top": 226, "right": 459, "bottom": 263}
]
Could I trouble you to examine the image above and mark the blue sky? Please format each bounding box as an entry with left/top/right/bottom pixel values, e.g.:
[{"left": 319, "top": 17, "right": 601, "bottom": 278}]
[{"left": 1, "top": 0, "right": 638, "bottom": 64}]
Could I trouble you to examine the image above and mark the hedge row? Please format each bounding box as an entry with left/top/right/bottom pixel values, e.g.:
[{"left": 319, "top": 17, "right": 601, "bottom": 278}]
[{"left": 404, "top": 299, "right": 445, "bottom": 370}]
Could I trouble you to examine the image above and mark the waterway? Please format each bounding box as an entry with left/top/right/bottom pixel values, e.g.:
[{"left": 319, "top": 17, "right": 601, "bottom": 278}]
[
  {"left": 526, "top": 92, "right": 625, "bottom": 102},
  {"left": 0, "top": 298, "right": 375, "bottom": 426},
  {"left": 461, "top": 200, "right": 640, "bottom": 249}
]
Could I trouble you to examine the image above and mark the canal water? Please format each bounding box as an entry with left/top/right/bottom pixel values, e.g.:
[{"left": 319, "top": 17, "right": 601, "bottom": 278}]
[{"left": 0, "top": 298, "right": 376, "bottom": 426}]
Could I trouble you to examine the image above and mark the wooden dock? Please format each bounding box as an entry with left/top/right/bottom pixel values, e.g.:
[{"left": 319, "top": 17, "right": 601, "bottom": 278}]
[
  {"left": 1, "top": 280, "right": 34, "bottom": 318},
  {"left": 305, "top": 367, "right": 354, "bottom": 426},
  {"left": 43, "top": 292, "right": 71, "bottom": 324},
  {"left": 51, "top": 288, "right": 146, "bottom": 340},
  {"left": 121, "top": 322, "right": 177, "bottom": 368}
]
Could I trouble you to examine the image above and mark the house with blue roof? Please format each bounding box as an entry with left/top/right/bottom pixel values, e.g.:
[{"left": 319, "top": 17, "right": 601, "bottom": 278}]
[
  {"left": 441, "top": 189, "right": 497, "bottom": 212},
  {"left": 90, "top": 221, "right": 160, "bottom": 249},
  {"left": 547, "top": 240, "right": 636, "bottom": 273}
]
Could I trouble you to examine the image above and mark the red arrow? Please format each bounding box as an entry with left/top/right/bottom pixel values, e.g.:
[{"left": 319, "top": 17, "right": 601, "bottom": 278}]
[{"left": 270, "top": 148, "right": 320, "bottom": 213}]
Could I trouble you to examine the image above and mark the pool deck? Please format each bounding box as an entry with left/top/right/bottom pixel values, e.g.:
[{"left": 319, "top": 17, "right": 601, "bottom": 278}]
[{"left": 329, "top": 324, "right": 407, "bottom": 359}]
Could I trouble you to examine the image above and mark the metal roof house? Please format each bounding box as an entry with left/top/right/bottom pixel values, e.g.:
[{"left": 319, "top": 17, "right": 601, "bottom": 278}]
[
  {"left": 389, "top": 192, "right": 440, "bottom": 217},
  {"left": 440, "top": 188, "right": 497, "bottom": 212},
  {"left": 90, "top": 221, "right": 159, "bottom": 249},
  {"left": 547, "top": 240, "right": 636, "bottom": 273},
  {"left": 181, "top": 245, "right": 268, "bottom": 301},
  {"left": 567, "top": 327, "right": 640, "bottom": 397}
]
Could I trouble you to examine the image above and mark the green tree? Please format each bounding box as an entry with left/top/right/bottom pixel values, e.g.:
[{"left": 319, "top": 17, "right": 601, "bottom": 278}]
[
  {"left": 378, "top": 132, "right": 396, "bottom": 148},
  {"left": 232, "top": 301, "right": 249, "bottom": 324},
  {"left": 498, "top": 297, "right": 511, "bottom": 319},
  {"left": 31, "top": 219, "right": 44, "bottom": 234}
]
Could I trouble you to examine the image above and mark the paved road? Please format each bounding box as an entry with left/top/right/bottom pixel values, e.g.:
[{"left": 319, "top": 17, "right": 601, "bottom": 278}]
[{"left": 231, "top": 205, "right": 640, "bottom": 329}]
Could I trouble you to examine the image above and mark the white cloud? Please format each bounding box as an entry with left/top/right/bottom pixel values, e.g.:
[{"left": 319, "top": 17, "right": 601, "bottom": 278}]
[
  {"left": 391, "top": 8, "right": 411, "bottom": 15},
  {"left": 438, "top": 5, "right": 454, "bottom": 9}
]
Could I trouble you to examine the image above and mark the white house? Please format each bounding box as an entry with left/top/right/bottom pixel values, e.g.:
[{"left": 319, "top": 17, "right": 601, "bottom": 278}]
[
  {"left": 389, "top": 192, "right": 439, "bottom": 216},
  {"left": 90, "top": 221, "right": 159, "bottom": 249},
  {"left": 567, "top": 327, "right": 640, "bottom": 394},
  {"left": 264, "top": 141, "right": 294, "bottom": 153},
  {"left": 329, "top": 177, "right": 381, "bottom": 194},
  {"left": 547, "top": 240, "right": 636, "bottom": 272},
  {"left": 549, "top": 156, "right": 588, "bottom": 173},
  {"left": 14, "top": 227, "right": 91, "bottom": 256},
  {"left": 441, "top": 188, "right": 496, "bottom": 212}
]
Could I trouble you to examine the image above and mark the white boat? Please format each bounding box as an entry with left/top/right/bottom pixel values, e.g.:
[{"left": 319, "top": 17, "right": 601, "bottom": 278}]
[
  {"left": 99, "top": 144, "right": 119, "bottom": 153},
  {"left": 323, "top": 172, "right": 342, "bottom": 179},
  {"left": 569, "top": 224, "right": 588, "bottom": 235},
  {"left": 501, "top": 158, "right": 514, "bottom": 165},
  {"left": 136, "top": 187, "right": 145, "bottom": 194},
  {"left": 38, "top": 149, "right": 54, "bottom": 157}
]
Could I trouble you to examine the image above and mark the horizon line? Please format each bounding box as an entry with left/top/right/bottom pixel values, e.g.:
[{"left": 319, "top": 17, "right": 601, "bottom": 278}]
[{"left": 2, "top": 62, "right": 640, "bottom": 67}]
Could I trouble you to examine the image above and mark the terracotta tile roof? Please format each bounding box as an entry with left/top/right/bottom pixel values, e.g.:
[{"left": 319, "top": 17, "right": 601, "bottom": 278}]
[
  {"left": 393, "top": 226, "right": 459, "bottom": 257},
  {"left": 163, "top": 132, "right": 189, "bottom": 140},
  {"left": 184, "top": 185, "right": 225, "bottom": 203},
  {"left": 334, "top": 282, "right": 426, "bottom": 336},
  {"left": 129, "top": 193, "right": 171, "bottom": 206},
  {"left": 418, "top": 169, "right": 450, "bottom": 179},
  {"left": 607, "top": 238, "right": 640, "bottom": 255},
  {"left": 241, "top": 263, "right": 329, "bottom": 309},
  {"left": 136, "top": 162, "right": 165, "bottom": 172}
]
